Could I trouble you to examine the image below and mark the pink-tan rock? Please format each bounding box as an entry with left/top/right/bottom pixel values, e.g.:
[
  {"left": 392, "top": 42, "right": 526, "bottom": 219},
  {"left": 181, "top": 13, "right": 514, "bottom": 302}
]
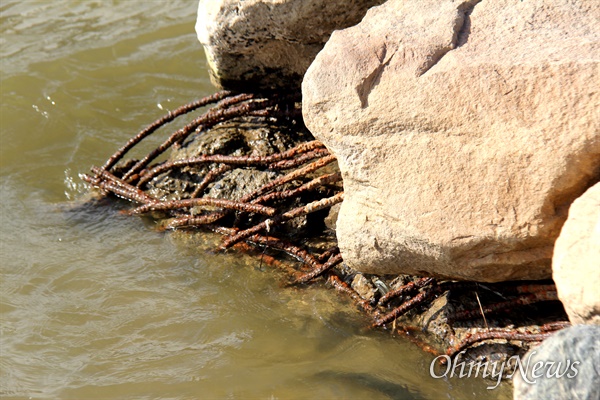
[
  {"left": 302, "top": 0, "right": 600, "bottom": 282},
  {"left": 553, "top": 183, "right": 600, "bottom": 325}
]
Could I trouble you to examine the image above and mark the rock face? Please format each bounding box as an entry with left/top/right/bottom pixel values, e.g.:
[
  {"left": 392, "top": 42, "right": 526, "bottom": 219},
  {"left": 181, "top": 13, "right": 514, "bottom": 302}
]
[
  {"left": 302, "top": 0, "right": 600, "bottom": 282},
  {"left": 513, "top": 325, "right": 600, "bottom": 400},
  {"left": 195, "top": 0, "right": 385, "bottom": 91},
  {"left": 553, "top": 183, "right": 600, "bottom": 325}
]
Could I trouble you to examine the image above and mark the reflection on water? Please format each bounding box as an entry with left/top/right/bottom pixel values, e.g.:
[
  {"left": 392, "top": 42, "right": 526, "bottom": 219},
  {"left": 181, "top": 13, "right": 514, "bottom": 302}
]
[{"left": 0, "top": 1, "right": 511, "bottom": 399}]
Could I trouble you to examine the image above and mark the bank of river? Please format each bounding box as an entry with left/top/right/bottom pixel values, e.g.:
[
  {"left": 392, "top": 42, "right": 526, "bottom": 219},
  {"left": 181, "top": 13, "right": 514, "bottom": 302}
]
[{"left": 0, "top": 1, "right": 511, "bottom": 399}]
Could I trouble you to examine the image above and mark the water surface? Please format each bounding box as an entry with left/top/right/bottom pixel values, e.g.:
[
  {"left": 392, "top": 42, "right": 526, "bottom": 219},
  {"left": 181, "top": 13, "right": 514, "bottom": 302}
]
[{"left": 0, "top": 2, "right": 512, "bottom": 399}]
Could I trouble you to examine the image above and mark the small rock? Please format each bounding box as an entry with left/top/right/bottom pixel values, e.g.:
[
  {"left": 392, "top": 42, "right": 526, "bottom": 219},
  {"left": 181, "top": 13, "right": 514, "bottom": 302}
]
[
  {"left": 351, "top": 273, "right": 376, "bottom": 302},
  {"left": 553, "top": 183, "right": 600, "bottom": 325}
]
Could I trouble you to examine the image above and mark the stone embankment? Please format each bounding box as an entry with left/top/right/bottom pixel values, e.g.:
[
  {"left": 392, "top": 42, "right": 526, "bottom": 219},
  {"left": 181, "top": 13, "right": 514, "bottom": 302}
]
[{"left": 196, "top": 0, "right": 599, "bottom": 324}]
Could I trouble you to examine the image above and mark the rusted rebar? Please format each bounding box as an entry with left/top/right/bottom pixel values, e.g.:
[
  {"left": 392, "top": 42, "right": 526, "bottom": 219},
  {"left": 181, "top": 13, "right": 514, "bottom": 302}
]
[
  {"left": 191, "top": 164, "right": 234, "bottom": 198},
  {"left": 219, "top": 192, "right": 344, "bottom": 250},
  {"left": 129, "top": 197, "right": 277, "bottom": 216},
  {"left": 252, "top": 172, "right": 342, "bottom": 205},
  {"left": 445, "top": 328, "right": 561, "bottom": 359},
  {"left": 136, "top": 140, "right": 326, "bottom": 187},
  {"left": 267, "top": 148, "right": 331, "bottom": 170},
  {"left": 102, "top": 90, "right": 233, "bottom": 172},
  {"left": 294, "top": 253, "right": 344, "bottom": 284},
  {"left": 123, "top": 94, "right": 264, "bottom": 182},
  {"left": 327, "top": 273, "right": 379, "bottom": 318},
  {"left": 317, "top": 246, "right": 340, "bottom": 263},
  {"left": 378, "top": 277, "right": 435, "bottom": 306},
  {"left": 86, "top": 167, "right": 158, "bottom": 205},
  {"left": 163, "top": 155, "right": 338, "bottom": 229},
  {"left": 373, "top": 285, "right": 444, "bottom": 327}
]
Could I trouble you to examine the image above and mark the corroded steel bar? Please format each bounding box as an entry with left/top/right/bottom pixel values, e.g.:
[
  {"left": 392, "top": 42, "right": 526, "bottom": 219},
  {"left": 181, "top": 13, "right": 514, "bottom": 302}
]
[
  {"left": 445, "top": 329, "right": 558, "bottom": 359},
  {"left": 102, "top": 91, "right": 233, "bottom": 171},
  {"left": 124, "top": 93, "right": 261, "bottom": 182},
  {"left": 373, "top": 285, "right": 443, "bottom": 327},
  {"left": 252, "top": 172, "right": 342, "bottom": 204},
  {"left": 90, "top": 167, "right": 157, "bottom": 204},
  {"left": 191, "top": 164, "right": 233, "bottom": 198},
  {"left": 317, "top": 246, "right": 340, "bottom": 263},
  {"left": 327, "top": 274, "right": 379, "bottom": 317},
  {"left": 136, "top": 140, "right": 325, "bottom": 187},
  {"left": 243, "top": 234, "right": 321, "bottom": 270},
  {"left": 219, "top": 192, "right": 344, "bottom": 250},
  {"left": 267, "top": 148, "right": 331, "bottom": 170},
  {"left": 378, "top": 277, "right": 435, "bottom": 306},
  {"left": 129, "top": 197, "right": 276, "bottom": 216},
  {"left": 243, "top": 154, "right": 337, "bottom": 201},
  {"left": 450, "top": 291, "right": 559, "bottom": 322},
  {"left": 295, "top": 253, "right": 344, "bottom": 283}
]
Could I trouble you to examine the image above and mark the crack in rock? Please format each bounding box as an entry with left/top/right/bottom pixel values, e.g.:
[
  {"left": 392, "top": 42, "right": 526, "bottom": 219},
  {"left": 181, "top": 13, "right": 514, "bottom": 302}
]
[
  {"left": 417, "top": 0, "right": 481, "bottom": 77},
  {"left": 356, "top": 43, "right": 395, "bottom": 108}
]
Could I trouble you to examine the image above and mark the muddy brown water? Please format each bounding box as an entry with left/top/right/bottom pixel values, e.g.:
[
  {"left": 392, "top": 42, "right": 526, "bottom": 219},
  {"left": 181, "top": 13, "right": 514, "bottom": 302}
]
[{"left": 0, "top": 2, "right": 512, "bottom": 399}]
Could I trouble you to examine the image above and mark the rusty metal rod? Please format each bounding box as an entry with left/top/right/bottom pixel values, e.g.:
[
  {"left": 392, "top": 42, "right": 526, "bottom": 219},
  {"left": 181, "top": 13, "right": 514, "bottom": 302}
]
[
  {"left": 252, "top": 172, "right": 342, "bottom": 204},
  {"left": 219, "top": 192, "right": 344, "bottom": 250},
  {"left": 129, "top": 197, "right": 277, "bottom": 216},
  {"left": 450, "top": 291, "right": 559, "bottom": 322},
  {"left": 123, "top": 94, "right": 263, "bottom": 183},
  {"left": 102, "top": 91, "right": 233, "bottom": 172},
  {"left": 445, "top": 329, "right": 559, "bottom": 359},
  {"left": 136, "top": 140, "right": 326, "bottom": 187},
  {"left": 166, "top": 158, "right": 339, "bottom": 229},
  {"left": 190, "top": 164, "right": 233, "bottom": 198},
  {"left": 378, "top": 277, "right": 435, "bottom": 306},
  {"left": 294, "top": 253, "right": 344, "bottom": 283}
]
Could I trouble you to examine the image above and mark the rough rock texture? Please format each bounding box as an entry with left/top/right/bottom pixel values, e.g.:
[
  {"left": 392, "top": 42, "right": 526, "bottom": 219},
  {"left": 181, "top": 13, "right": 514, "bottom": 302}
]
[
  {"left": 513, "top": 325, "right": 600, "bottom": 400},
  {"left": 553, "top": 183, "right": 600, "bottom": 325},
  {"left": 195, "top": 0, "right": 385, "bottom": 91},
  {"left": 302, "top": 0, "right": 600, "bottom": 282}
]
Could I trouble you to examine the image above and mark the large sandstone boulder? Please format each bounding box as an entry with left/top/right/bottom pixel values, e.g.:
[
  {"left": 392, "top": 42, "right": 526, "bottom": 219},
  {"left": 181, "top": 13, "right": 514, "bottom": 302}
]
[
  {"left": 553, "top": 183, "right": 600, "bottom": 325},
  {"left": 195, "top": 0, "right": 384, "bottom": 91},
  {"left": 302, "top": 0, "right": 600, "bottom": 282}
]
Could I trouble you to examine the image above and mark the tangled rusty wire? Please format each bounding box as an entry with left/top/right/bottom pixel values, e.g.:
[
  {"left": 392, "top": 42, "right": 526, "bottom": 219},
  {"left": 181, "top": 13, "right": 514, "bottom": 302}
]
[
  {"left": 83, "top": 91, "right": 344, "bottom": 284},
  {"left": 82, "top": 91, "right": 569, "bottom": 368}
]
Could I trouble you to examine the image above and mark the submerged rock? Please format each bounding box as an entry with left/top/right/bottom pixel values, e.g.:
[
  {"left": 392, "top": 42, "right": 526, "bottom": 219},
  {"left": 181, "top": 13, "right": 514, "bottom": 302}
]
[
  {"left": 553, "top": 183, "right": 600, "bottom": 325},
  {"left": 302, "top": 0, "right": 600, "bottom": 282},
  {"left": 195, "top": 0, "right": 385, "bottom": 91},
  {"left": 147, "top": 117, "right": 313, "bottom": 202}
]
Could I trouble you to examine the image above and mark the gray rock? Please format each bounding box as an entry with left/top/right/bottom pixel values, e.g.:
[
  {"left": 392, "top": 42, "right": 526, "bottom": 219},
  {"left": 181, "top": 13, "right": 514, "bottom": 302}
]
[
  {"left": 302, "top": 0, "right": 600, "bottom": 281},
  {"left": 513, "top": 325, "right": 600, "bottom": 400},
  {"left": 195, "top": 0, "right": 385, "bottom": 91}
]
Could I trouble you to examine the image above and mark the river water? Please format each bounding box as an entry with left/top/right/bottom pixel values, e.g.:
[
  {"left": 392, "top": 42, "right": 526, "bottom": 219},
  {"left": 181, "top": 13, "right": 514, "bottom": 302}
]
[{"left": 0, "top": 2, "right": 512, "bottom": 399}]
